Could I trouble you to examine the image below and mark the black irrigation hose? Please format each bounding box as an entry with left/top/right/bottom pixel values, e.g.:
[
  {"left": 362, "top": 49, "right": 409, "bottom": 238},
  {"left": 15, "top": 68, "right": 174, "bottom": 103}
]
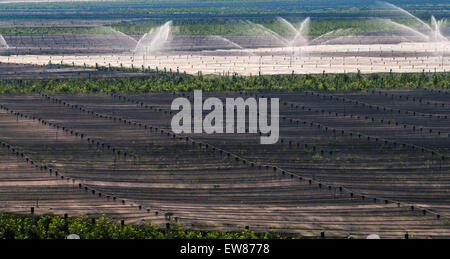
[
  {"left": 0, "top": 137, "right": 158, "bottom": 218},
  {"left": 367, "top": 88, "right": 450, "bottom": 110},
  {"left": 302, "top": 90, "right": 448, "bottom": 135},
  {"left": 371, "top": 89, "right": 449, "bottom": 109},
  {"left": 104, "top": 92, "right": 448, "bottom": 222},
  {"left": 422, "top": 87, "right": 450, "bottom": 96},
  {"left": 0, "top": 102, "right": 131, "bottom": 160},
  {"left": 0, "top": 104, "right": 165, "bottom": 220},
  {"left": 176, "top": 90, "right": 446, "bottom": 161},
  {"left": 252, "top": 91, "right": 447, "bottom": 160},
  {"left": 33, "top": 94, "right": 346, "bottom": 233},
  {"left": 365, "top": 89, "right": 449, "bottom": 116},
  {"left": 111, "top": 92, "right": 339, "bottom": 157}
]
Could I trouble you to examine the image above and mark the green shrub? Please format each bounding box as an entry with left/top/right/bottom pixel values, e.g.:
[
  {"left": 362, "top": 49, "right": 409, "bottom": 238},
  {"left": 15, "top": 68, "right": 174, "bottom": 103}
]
[
  {"left": 0, "top": 72, "right": 448, "bottom": 94},
  {"left": 0, "top": 214, "right": 300, "bottom": 239}
]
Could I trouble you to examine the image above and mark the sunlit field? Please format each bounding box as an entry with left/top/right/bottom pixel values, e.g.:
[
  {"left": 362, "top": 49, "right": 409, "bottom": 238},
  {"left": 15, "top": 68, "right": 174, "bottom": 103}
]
[{"left": 0, "top": 0, "right": 449, "bottom": 239}]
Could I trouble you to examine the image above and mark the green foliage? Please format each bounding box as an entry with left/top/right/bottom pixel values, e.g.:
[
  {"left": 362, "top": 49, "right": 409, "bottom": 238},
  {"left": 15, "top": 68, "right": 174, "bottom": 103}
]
[
  {"left": 0, "top": 72, "right": 448, "bottom": 94},
  {"left": 170, "top": 18, "right": 434, "bottom": 36},
  {"left": 0, "top": 27, "right": 115, "bottom": 35},
  {"left": 312, "top": 154, "right": 324, "bottom": 161},
  {"left": 112, "top": 21, "right": 158, "bottom": 35},
  {"left": 108, "top": 18, "right": 447, "bottom": 36},
  {"left": 0, "top": 214, "right": 298, "bottom": 239},
  {"left": 4, "top": 18, "right": 447, "bottom": 36}
]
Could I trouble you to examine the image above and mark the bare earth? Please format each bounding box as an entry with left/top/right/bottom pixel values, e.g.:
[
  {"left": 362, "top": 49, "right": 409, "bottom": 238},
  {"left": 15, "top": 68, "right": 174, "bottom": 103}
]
[
  {"left": 0, "top": 90, "right": 449, "bottom": 238},
  {"left": 1, "top": 40, "right": 449, "bottom": 75}
]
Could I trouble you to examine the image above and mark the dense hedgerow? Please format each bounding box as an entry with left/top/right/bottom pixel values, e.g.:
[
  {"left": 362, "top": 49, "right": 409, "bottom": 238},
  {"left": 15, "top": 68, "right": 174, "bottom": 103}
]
[
  {"left": 0, "top": 72, "right": 448, "bottom": 94},
  {"left": 0, "top": 214, "right": 299, "bottom": 239},
  {"left": 2, "top": 19, "right": 446, "bottom": 37}
]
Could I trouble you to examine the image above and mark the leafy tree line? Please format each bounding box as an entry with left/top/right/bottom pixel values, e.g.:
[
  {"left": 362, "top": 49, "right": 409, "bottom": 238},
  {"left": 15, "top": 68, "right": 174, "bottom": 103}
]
[
  {"left": 0, "top": 27, "right": 114, "bottom": 35},
  {"left": 3, "top": 18, "right": 446, "bottom": 36},
  {"left": 172, "top": 18, "right": 430, "bottom": 36},
  {"left": 0, "top": 214, "right": 298, "bottom": 239},
  {"left": 0, "top": 72, "right": 448, "bottom": 94}
]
